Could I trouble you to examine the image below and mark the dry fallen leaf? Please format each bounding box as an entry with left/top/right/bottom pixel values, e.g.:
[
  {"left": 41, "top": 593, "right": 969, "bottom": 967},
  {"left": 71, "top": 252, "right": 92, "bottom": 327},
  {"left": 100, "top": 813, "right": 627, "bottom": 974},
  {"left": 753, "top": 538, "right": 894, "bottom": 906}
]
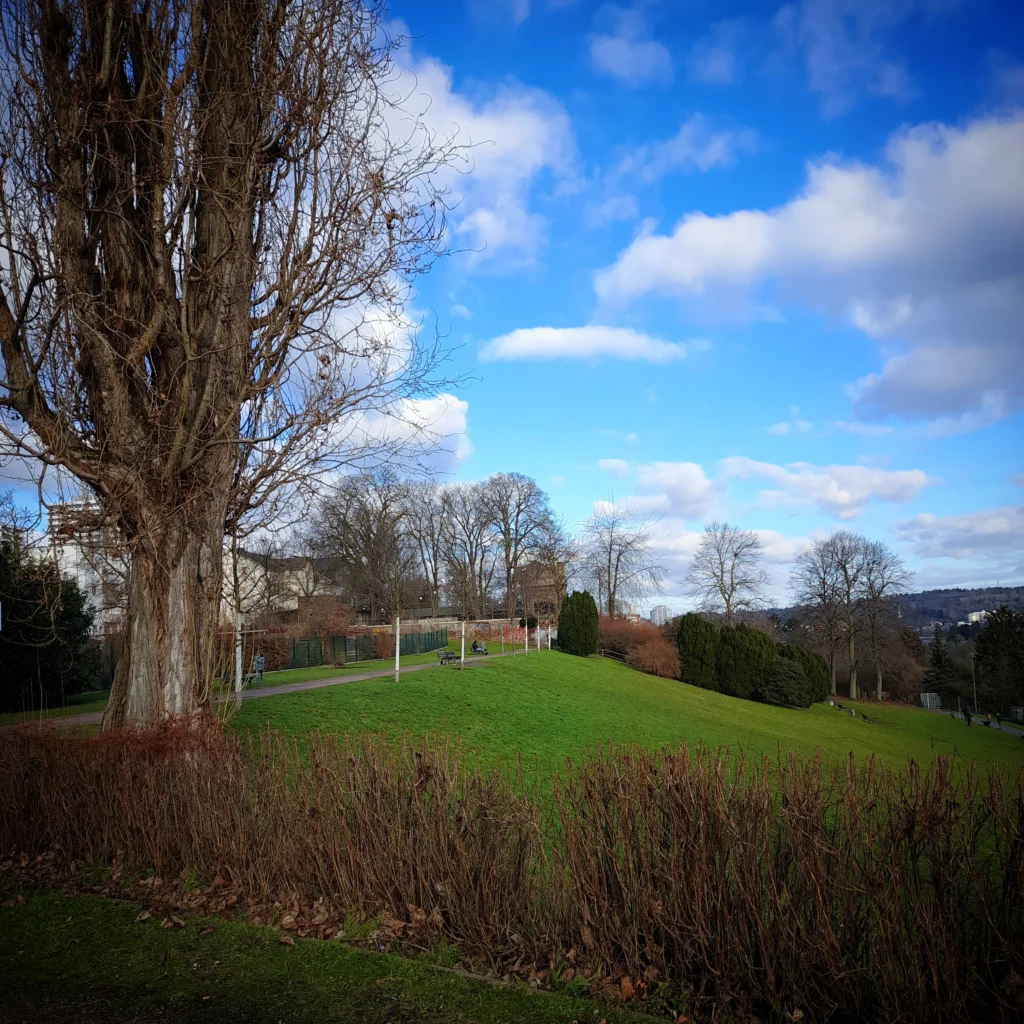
[
  {"left": 792, "top": 1012, "right": 805, "bottom": 1022},
  {"left": 136, "top": 910, "right": 151, "bottom": 923},
  {"left": 620, "top": 976, "right": 634, "bottom": 1000},
  {"left": 160, "top": 918, "right": 174, "bottom": 930},
  {"left": 170, "top": 915, "right": 185, "bottom": 928},
  {"left": 200, "top": 926, "right": 215, "bottom": 936},
  {"left": 278, "top": 933, "right": 296, "bottom": 947}
]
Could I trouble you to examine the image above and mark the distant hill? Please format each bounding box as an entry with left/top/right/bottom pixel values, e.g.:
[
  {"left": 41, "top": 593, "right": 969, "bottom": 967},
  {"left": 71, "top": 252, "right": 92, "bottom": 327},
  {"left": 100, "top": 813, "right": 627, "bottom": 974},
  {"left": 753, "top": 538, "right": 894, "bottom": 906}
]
[
  {"left": 894, "top": 586, "right": 1024, "bottom": 626},
  {"left": 768, "top": 585, "right": 1024, "bottom": 627}
]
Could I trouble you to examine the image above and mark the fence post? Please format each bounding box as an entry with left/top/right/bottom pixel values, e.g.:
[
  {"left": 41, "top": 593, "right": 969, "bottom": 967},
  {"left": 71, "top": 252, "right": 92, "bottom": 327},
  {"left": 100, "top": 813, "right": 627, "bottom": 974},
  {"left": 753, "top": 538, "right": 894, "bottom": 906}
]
[
  {"left": 394, "top": 616, "right": 400, "bottom": 683},
  {"left": 537, "top": 622, "right": 541, "bottom": 653},
  {"left": 460, "top": 620, "right": 466, "bottom": 668},
  {"left": 233, "top": 608, "right": 243, "bottom": 706},
  {"left": 547, "top": 626, "right": 551, "bottom": 651},
  {"left": 501, "top": 626, "right": 505, "bottom": 654}
]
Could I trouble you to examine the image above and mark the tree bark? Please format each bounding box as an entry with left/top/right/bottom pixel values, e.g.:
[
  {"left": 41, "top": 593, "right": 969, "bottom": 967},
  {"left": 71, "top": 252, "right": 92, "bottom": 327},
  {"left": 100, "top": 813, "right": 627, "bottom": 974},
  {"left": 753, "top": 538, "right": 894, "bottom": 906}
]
[
  {"left": 102, "top": 499, "right": 227, "bottom": 728},
  {"left": 830, "top": 651, "right": 837, "bottom": 696},
  {"left": 876, "top": 663, "right": 884, "bottom": 702},
  {"left": 849, "top": 634, "right": 858, "bottom": 700}
]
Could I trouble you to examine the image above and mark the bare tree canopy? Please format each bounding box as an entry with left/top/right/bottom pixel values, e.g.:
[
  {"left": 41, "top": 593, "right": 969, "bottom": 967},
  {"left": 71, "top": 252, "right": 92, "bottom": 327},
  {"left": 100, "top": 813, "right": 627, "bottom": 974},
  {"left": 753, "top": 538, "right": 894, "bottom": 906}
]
[
  {"left": 480, "top": 472, "right": 553, "bottom": 623},
  {"left": 687, "top": 521, "right": 770, "bottom": 625},
  {"left": 581, "top": 502, "right": 668, "bottom": 617},
  {"left": 308, "top": 469, "right": 417, "bottom": 623},
  {"left": 0, "top": 1, "right": 459, "bottom": 726},
  {"left": 790, "top": 538, "right": 844, "bottom": 696},
  {"left": 861, "top": 539, "right": 912, "bottom": 700},
  {"left": 791, "top": 530, "right": 883, "bottom": 700}
]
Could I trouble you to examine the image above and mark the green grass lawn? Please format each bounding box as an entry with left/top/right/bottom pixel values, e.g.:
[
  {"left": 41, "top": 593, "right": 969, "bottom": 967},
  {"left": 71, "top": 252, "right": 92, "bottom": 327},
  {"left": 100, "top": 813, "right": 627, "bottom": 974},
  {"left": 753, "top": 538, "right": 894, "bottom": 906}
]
[
  {"left": 0, "top": 889, "right": 648, "bottom": 1024},
  {"left": 251, "top": 647, "right": 462, "bottom": 688},
  {"left": 0, "top": 691, "right": 110, "bottom": 726},
  {"left": 233, "top": 650, "right": 1024, "bottom": 775}
]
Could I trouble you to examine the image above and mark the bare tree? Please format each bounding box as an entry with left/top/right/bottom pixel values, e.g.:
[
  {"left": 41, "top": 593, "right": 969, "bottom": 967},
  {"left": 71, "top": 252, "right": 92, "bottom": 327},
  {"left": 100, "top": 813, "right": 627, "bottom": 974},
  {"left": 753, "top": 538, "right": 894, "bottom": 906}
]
[
  {"left": 439, "top": 483, "right": 492, "bottom": 620},
  {"left": 533, "top": 515, "right": 577, "bottom": 615},
  {"left": 790, "top": 540, "right": 844, "bottom": 695},
  {"left": 861, "top": 540, "right": 912, "bottom": 701},
  {"left": 829, "top": 531, "right": 869, "bottom": 700},
  {"left": 480, "top": 473, "right": 552, "bottom": 622},
  {"left": 687, "top": 521, "right": 770, "bottom": 625},
  {"left": 582, "top": 502, "right": 668, "bottom": 617},
  {"left": 309, "top": 469, "right": 416, "bottom": 623},
  {"left": 405, "top": 481, "right": 445, "bottom": 617},
  {"left": 0, "top": 1, "right": 459, "bottom": 727}
]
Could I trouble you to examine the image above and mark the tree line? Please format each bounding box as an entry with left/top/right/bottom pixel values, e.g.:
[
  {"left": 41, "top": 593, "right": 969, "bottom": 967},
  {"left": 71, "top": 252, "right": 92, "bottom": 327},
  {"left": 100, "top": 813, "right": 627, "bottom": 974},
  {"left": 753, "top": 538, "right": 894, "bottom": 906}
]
[{"left": 685, "top": 522, "right": 914, "bottom": 701}]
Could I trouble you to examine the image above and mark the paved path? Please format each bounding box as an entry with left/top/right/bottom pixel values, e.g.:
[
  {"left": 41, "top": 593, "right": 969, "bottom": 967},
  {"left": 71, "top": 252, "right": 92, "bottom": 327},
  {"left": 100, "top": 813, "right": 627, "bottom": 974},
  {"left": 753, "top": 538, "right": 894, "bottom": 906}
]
[
  {"left": 926, "top": 705, "right": 1024, "bottom": 740},
  {"left": 6, "top": 649, "right": 531, "bottom": 730}
]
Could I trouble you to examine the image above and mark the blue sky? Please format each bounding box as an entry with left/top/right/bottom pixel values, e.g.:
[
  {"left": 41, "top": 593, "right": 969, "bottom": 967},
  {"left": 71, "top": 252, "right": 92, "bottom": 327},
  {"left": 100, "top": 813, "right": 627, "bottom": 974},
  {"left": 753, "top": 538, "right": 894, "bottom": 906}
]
[{"left": 385, "top": 0, "right": 1024, "bottom": 609}]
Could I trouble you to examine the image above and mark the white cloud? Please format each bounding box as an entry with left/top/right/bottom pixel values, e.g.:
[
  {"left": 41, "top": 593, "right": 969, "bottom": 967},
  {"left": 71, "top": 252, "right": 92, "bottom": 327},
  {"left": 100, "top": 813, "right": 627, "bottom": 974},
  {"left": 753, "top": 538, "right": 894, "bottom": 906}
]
[
  {"left": 832, "top": 420, "right": 894, "bottom": 437},
  {"left": 478, "top": 325, "right": 706, "bottom": 363},
  {"left": 596, "top": 112, "right": 1024, "bottom": 430},
  {"left": 389, "top": 42, "right": 575, "bottom": 264},
  {"left": 450, "top": 304, "right": 472, "bottom": 319},
  {"left": 590, "top": 7, "right": 672, "bottom": 85},
  {"left": 598, "top": 458, "right": 631, "bottom": 479},
  {"left": 624, "top": 432, "right": 640, "bottom": 445},
  {"left": 688, "top": 19, "right": 745, "bottom": 85},
  {"left": 721, "top": 456, "right": 935, "bottom": 519},
  {"left": 551, "top": 474, "right": 566, "bottom": 488},
  {"left": 344, "top": 394, "right": 472, "bottom": 474},
  {"left": 773, "top": 0, "right": 948, "bottom": 116},
  {"left": 586, "top": 193, "right": 639, "bottom": 226},
  {"left": 632, "top": 462, "right": 717, "bottom": 519},
  {"left": 611, "top": 114, "right": 757, "bottom": 184},
  {"left": 895, "top": 505, "right": 1024, "bottom": 560}
]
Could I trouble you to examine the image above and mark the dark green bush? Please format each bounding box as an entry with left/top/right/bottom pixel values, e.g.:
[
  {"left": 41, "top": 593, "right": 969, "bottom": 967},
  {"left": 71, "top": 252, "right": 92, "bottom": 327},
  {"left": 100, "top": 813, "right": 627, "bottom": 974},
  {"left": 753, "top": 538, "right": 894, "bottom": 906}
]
[
  {"left": 0, "top": 537, "right": 99, "bottom": 713},
  {"left": 778, "top": 643, "right": 831, "bottom": 703},
  {"left": 762, "top": 658, "right": 812, "bottom": 708},
  {"left": 715, "top": 623, "right": 776, "bottom": 700},
  {"left": 557, "top": 591, "right": 599, "bottom": 657},
  {"left": 676, "top": 613, "right": 718, "bottom": 689}
]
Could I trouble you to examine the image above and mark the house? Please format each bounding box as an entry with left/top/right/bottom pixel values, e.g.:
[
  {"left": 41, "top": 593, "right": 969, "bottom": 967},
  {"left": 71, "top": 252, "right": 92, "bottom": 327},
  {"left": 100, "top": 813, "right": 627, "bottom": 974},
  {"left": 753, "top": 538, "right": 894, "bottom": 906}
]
[
  {"left": 517, "top": 560, "right": 564, "bottom": 624},
  {"left": 221, "top": 548, "right": 347, "bottom": 620}
]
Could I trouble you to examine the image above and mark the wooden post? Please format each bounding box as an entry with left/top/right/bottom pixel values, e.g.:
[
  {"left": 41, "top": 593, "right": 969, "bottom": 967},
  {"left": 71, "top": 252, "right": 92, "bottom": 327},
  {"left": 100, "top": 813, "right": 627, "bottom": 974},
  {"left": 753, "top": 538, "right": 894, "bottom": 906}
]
[
  {"left": 460, "top": 620, "right": 466, "bottom": 668},
  {"left": 394, "top": 616, "right": 400, "bottom": 684},
  {"left": 547, "top": 626, "right": 551, "bottom": 651}
]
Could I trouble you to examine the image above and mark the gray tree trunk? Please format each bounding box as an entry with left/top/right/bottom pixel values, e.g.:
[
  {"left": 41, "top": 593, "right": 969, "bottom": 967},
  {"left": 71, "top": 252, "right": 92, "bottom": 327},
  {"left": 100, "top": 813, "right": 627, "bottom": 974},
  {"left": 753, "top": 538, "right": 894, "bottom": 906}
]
[{"left": 103, "top": 499, "right": 227, "bottom": 728}]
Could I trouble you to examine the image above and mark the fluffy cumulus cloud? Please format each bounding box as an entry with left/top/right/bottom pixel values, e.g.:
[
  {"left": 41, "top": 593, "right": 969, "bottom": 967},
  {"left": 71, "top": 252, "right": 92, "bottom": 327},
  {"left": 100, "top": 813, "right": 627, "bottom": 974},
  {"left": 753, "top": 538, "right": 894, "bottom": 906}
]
[
  {"left": 388, "top": 41, "right": 575, "bottom": 264},
  {"left": 773, "top": 0, "right": 952, "bottom": 116},
  {"left": 344, "top": 394, "right": 472, "bottom": 474},
  {"left": 596, "top": 112, "right": 1024, "bottom": 431},
  {"left": 894, "top": 506, "right": 1024, "bottom": 560},
  {"left": 721, "top": 456, "right": 935, "bottom": 518},
  {"left": 478, "top": 325, "right": 706, "bottom": 363},
  {"left": 630, "top": 462, "right": 718, "bottom": 519},
  {"left": 589, "top": 6, "right": 672, "bottom": 85}
]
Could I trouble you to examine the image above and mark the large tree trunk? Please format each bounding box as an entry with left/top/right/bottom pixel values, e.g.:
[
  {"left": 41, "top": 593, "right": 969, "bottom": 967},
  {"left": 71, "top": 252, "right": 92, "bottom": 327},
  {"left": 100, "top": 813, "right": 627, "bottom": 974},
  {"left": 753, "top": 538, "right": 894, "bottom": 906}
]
[
  {"left": 876, "top": 663, "right": 884, "bottom": 702},
  {"left": 849, "top": 634, "right": 858, "bottom": 700},
  {"left": 103, "top": 502, "right": 227, "bottom": 729},
  {"left": 830, "top": 650, "right": 837, "bottom": 696}
]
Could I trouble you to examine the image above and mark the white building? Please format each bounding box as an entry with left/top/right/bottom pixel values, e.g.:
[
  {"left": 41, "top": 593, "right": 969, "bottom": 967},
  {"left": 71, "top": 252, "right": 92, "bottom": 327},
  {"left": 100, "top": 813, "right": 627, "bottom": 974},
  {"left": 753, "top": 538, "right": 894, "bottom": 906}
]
[
  {"left": 649, "top": 604, "right": 671, "bottom": 627},
  {"left": 46, "top": 501, "right": 127, "bottom": 634},
  {"left": 967, "top": 610, "right": 990, "bottom": 624}
]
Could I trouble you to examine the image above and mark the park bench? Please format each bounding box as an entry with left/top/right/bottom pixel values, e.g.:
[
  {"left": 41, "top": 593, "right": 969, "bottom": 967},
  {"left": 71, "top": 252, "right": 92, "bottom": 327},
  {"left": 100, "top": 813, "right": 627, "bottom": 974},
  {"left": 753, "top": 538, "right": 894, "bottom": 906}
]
[{"left": 437, "top": 650, "right": 458, "bottom": 665}]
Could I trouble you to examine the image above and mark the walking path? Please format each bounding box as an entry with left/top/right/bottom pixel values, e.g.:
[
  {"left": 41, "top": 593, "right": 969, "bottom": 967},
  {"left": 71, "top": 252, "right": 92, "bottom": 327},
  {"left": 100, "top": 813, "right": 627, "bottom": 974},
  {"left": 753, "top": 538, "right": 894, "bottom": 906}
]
[
  {"left": 5, "top": 649, "right": 528, "bottom": 731},
  {"left": 926, "top": 705, "right": 1024, "bottom": 740}
]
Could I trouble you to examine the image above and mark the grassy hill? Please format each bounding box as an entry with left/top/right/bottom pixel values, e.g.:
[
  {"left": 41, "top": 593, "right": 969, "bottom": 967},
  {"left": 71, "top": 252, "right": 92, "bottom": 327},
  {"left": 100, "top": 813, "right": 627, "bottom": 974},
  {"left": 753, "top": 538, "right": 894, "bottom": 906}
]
[{"left": 232, "top": 650, "right": 1024, "bottom": 774}]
